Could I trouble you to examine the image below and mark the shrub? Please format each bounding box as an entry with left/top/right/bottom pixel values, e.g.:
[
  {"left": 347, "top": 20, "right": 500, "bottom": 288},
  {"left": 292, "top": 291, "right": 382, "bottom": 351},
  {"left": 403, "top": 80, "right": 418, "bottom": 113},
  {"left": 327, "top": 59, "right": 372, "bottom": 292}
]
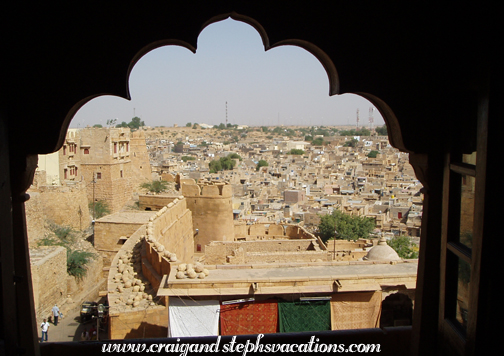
[
  {"left": 67, "top": 250, "right": 96, "bottom": 279},
  {"left": 38, "top": 223, "right": 96, "bottom": 279},
  {"left": 140, "top": 180, "right": 169, "bottom": 194},
  {"left": 89, "top": 200, "right": 111, "bottom": 219},
  {"left": 388, "top": 235, "right": 419, "bottom": 259}
]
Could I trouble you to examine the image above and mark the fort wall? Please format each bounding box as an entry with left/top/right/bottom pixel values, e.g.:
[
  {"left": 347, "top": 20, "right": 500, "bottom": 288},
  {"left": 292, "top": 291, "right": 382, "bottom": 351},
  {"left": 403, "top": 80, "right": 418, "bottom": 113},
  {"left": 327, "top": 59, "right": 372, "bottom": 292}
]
[
  {"left": 107, "top": 198, "right": 194, "bottom": 339},
  {"left": 25, "top": 182, "right": 91, "bottom": 247},
  {"left": 94, "top": 211, "right": 154, "bottom": 266},
  {"left": 183, "top": 183, "right": 235, "bottom": 252},
  {"left": 107, "top": 224, "right": 168, "bottom": 340},
  {"left": 138, "top": 194, "right": 178, "bottom": 211},
  {"left": 30, "top": 246, "right": 67, "bottom": 323}
]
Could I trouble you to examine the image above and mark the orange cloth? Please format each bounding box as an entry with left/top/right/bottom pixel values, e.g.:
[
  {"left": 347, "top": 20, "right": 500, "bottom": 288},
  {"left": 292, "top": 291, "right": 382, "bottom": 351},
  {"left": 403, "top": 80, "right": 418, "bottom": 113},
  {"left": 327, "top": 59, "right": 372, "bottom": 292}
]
[{"left": 220, "top": 300, "right": 277, "bottom": 335}]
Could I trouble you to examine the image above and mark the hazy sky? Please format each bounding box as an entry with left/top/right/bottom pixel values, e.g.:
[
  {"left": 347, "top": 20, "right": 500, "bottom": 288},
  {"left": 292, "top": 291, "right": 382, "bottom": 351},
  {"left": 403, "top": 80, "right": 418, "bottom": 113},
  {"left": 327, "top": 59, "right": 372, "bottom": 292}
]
[{"left": 71, "top": 19, "right": 384, "bottom": 128}]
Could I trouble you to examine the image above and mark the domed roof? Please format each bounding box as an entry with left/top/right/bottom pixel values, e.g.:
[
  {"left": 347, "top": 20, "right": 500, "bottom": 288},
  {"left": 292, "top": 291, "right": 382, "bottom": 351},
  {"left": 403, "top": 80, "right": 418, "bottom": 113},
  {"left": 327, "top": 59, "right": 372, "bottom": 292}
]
[{"left": 365, "top": 236, "right": 401, "bottom": 261}]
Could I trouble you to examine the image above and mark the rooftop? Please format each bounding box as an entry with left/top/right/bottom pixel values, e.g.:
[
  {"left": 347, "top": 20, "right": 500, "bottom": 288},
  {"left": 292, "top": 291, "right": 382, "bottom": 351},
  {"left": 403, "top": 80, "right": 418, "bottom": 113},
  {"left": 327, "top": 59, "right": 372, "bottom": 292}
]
[{"left": 159, "top": 260, "right": 417, "bottom": 296}]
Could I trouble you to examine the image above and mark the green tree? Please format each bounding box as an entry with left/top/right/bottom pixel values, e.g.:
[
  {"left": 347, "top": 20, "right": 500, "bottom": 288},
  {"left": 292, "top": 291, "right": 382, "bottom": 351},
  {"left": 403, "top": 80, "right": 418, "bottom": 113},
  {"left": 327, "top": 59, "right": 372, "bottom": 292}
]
[
  {"left": 343, "top": 138, "right": 358, "bottom": 147},
  {"left": 312, "top": 137, "right": 325, "bottom": 146},
  {"left": 140, "top": 180, "right": 169, "bottom": 193},
  {"left": 181, "top": 156, "right": 196, "bottom": 162},
  {"left": 209, "top": 159, "right": 222, "bottom": 173},
  {"left": 387, "top": 235, "right": 419, "bottom": 259},
  {"left": 288, "top": 149, "right": 305, "bottom": 155},
  {"left": 375, "top": 125, "right": 388, "bottom": 136},
  {"left": 318, "top": 210, "right": 375, "bottom": 243},
  {"left": 116, "top": 117, "right": 145, "bottom": 130},
  {"left": 93, "top": 124, "right": 103, "bottom": 128},
  {"left": 128, "top": 116, "right": 145, "bottom": 130},
  {"left": 256, "top": 159, "right": 269, "bottom": 171},
  {"left": 89, "top": 200, "right": 111, "bottom": 219},
  {"left": 209, "top": 155, "right": 238, "bottom": 173},
  {"left": 227, "top": 153, "right": 242, "bottom": 161},
  {"left": 367, "top": 150, "right": 379, "bottom": 158},
  {"left": 186, "top": 122, "right": 192, "bottom": 127}
]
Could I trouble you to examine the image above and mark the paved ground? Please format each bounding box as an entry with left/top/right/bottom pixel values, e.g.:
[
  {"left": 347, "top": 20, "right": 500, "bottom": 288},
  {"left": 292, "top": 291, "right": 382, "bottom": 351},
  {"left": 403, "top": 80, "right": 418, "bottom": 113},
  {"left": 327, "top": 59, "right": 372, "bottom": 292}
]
[{"left": 38, "top": 307, "right": 108, "bottom": 343}]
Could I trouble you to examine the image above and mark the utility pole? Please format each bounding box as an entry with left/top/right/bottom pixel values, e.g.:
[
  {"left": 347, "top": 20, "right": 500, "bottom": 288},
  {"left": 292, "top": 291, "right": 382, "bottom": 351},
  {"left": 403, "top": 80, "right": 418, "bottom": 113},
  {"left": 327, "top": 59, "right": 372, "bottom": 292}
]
[{"left": 92, "top": 172, "right": 96, "bottom": 241}]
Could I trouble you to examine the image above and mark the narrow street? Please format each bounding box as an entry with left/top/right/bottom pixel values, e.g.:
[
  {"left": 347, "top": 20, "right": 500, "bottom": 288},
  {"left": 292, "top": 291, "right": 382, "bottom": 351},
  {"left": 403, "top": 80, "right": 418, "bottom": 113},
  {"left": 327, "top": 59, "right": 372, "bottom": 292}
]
[{"left": 39, "top": 307, "right": 108, "bottom": 343}]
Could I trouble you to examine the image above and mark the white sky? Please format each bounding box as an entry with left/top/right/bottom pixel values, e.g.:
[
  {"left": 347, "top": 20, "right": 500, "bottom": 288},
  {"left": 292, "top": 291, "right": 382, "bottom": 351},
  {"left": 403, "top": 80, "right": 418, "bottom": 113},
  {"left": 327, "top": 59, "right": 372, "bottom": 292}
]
[{"left": 71, "top": 19, "right": 384, "bottom": 128}]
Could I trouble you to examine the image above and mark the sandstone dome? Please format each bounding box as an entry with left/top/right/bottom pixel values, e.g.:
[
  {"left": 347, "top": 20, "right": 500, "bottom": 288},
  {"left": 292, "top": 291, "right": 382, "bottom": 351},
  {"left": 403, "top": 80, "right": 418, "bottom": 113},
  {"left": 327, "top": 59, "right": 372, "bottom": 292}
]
[{"left": 364, "top": 236, "right": 401, "bottom": 261}]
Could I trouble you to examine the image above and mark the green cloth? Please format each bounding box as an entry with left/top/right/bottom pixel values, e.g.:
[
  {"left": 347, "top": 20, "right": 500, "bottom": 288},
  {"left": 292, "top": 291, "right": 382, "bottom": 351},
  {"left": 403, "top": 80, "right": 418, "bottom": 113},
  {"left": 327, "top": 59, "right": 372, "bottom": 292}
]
[{"left": 278, "top": 300, "right": 331, "bottom": 333}]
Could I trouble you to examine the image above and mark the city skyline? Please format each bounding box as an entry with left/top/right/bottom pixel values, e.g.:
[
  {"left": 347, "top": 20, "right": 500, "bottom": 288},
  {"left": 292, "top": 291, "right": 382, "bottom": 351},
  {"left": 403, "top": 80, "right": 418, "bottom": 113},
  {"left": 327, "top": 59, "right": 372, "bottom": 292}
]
[{"left": 71, "top": 18, "right": 385, "bottom": 129}]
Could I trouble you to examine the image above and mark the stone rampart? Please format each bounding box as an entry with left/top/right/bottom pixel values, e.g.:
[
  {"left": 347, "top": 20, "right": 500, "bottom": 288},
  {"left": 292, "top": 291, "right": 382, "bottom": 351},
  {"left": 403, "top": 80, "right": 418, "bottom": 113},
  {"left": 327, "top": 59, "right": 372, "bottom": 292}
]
[
  {"left": 25, "top": 182, "right": 91, "bottom": 247},
  {"left": 30, "top": 246, "right": 67, "bottom": 324},
  {"left": 138, "top": 194, "right": 178, "bottom": 211},
  {"left": 107, "top": 224, "right": 168, "bottom": 340},
  {"left": 107, "top": 197, "right": 194, "bottom": 339},
  {"left": 183, "top": 183, "right": 235, "bottom": 252}
]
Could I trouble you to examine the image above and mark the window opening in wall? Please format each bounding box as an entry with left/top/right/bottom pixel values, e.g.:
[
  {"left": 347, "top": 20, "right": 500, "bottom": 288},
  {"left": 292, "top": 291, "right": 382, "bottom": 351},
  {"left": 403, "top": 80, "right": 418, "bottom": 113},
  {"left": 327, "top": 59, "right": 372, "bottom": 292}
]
[{"left": 51, "top": 17, "right": 422, "bottom": 341}]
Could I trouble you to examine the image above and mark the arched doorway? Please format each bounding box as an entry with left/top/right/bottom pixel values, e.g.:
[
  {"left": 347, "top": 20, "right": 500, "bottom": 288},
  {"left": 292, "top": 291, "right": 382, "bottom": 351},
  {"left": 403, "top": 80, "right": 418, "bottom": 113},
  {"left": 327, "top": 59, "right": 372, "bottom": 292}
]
[{"left": 380, "top": 292, "right": 413, "bottom": 327}]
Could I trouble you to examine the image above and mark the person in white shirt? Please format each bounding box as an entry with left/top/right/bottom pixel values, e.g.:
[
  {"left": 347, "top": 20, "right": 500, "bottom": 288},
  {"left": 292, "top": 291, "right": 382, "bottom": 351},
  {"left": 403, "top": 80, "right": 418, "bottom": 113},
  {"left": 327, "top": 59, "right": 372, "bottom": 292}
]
[
  {"left": 40, "top": 318, "right": 49, "bottom": 342},
  {"left": 52, "top": 304, "right": 60, "bottom": 325}
]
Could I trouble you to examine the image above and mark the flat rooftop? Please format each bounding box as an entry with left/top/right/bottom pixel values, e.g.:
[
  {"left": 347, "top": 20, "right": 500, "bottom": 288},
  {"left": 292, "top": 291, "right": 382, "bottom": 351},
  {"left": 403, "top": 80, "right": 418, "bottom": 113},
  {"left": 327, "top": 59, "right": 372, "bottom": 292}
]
[
  {"left": 95, "top": 211, "right": 156, "bottom": 224},
  {"left": 158, "top": 260, "right": 418, "bottom": 297}
]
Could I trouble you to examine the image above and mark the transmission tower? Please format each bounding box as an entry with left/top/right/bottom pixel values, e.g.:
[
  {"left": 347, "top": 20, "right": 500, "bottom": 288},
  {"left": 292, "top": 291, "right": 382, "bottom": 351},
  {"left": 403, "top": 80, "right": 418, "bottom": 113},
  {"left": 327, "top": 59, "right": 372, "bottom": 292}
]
[
  {"left": 369, "top": 107, "right": 374, "bottom": 131},
  {"left": 356, "top": 109, "right": 360, "bottom": 130}
]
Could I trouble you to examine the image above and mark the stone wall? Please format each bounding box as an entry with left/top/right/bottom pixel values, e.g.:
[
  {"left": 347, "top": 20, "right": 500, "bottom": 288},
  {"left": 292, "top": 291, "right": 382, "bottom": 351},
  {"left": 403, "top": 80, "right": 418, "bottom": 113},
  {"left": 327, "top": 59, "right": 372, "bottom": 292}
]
[
  {"left": 94, "top": 211, "right": 154, "bottom": 267},
  {"left": 107, "top": 223, "right": 169, "bottom": 340},
  {"left": 108, "top": 304, "right": 168, "bottom": 340},
  {"left": 204, "top": 239, "right": 329, "bottom": 265},
  {"left": 25, "top": 182, "right": 91, "bottom": 247},
  {"left": 138, "top": 194, "right": 178, "bottom": 211},
  {"left": 30, "top": 246, "right": 68, "bottom": 323},
  {"left": 183, "top": 183, "right": 235, "bottom": 252},
  {"left": 107, "top": 198, "right": 194, "bottom": 339},
  {"left": 149, "top": 197, "right": 194, "bottom": 264}
]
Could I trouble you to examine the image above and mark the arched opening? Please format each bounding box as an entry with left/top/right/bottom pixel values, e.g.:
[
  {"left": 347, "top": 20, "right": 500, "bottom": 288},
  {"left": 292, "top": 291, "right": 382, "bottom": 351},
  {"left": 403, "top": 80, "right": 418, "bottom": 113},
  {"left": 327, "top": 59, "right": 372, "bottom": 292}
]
[
  {"left": 380, "top": 292, "right": 413, "bottom": 328},
  {"left": 47, "top": 15, "right": 421, "bottom": 341},
  {"left": 2, "top": 3, "right": 497, "bottom": 356}
]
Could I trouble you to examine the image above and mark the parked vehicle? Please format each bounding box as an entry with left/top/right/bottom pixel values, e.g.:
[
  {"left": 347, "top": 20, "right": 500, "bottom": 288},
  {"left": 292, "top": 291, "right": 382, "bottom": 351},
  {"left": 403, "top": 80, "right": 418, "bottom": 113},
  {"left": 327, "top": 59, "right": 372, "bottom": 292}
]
[{"left": 80, "top": 301, "right": 97, "bottom": 323}]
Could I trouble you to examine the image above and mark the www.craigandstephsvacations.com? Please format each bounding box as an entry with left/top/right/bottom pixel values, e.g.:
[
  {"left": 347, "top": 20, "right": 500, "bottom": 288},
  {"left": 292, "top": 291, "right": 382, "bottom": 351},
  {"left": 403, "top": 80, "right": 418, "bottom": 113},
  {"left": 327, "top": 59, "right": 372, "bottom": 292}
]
[{"left": 101, "top": 334, "right": 382, "bottom": 354}]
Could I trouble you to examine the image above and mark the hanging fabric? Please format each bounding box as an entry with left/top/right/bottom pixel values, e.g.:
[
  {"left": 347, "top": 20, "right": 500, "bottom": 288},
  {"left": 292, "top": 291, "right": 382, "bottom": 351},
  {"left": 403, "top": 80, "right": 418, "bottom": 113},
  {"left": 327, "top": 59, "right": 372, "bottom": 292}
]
[
  {"left": 278, "top": 300, "right": 331, "bottom": 333},
  {"left": 168, "top": 297, "right": 220, "bottom": 337},
  {"left": 220, "top": 299, "right": 278, "bottom": 335},
  {"left": 330, "top": 291, "right": 382, "bottom": 330}
]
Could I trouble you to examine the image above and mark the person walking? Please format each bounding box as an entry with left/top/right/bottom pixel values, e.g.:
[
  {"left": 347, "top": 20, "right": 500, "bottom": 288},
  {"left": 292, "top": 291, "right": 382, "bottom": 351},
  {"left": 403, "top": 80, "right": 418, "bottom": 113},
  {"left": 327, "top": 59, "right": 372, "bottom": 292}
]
[
  {"left": 40, "top": 318, "right": 49, "bottom": 342},
  {"left": 52, "top": 304, "right": 60, "bottom": 326}
]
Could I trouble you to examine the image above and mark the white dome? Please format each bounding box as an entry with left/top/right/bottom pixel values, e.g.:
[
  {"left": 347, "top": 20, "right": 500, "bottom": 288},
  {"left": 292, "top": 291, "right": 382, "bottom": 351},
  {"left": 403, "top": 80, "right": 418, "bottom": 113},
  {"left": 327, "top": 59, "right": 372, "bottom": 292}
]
[{"left": 365, "top": 236, "right": 401, "bottom": 261}]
